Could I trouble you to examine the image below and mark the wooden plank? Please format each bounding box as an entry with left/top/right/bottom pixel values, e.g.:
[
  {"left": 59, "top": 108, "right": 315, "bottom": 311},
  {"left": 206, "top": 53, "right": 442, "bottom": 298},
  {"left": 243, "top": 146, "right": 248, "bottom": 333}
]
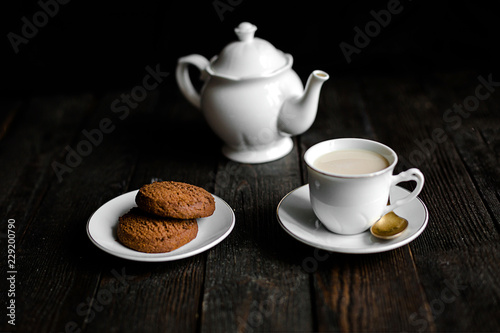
[
  {"left": 0, "top": 91, "right": 146, "bottom": 333},
  {"left": 418, "top": 71, "right": 500, "bottom": 331},
  {"left": 83, "top": 82, "right": 217, "bottom": 333},
  {"left": 305, "top": 76, "right": 378, "bottom": 142},
  {"left": 361, "top": 72, "right": 500, "bottom": 248},
  {"left": 1, "top": 70, "right": 498, "bottom": 333},
  {"left": 0, "top": 100, "right": 22, "bottom": 142},
  {"left": 0, "top": 95, "right": 94, "bottom": 219},
  {"left": 429, "top": 71, "right": 500, "bottom": 231},
  {"left": 313, "top": 250, "right": 437, "bottom": 332},
  {"left": 359, "top": 72, "right": 500, "bottom": 332},
  {"left": 0, "top": 94, "right": 98, "bottom": 333},
  {"left": 201, "top": 145, "right": 314, "bottom": 332},
  {"left": 300, "top": 75, "right": 435, "bottom": 332}
]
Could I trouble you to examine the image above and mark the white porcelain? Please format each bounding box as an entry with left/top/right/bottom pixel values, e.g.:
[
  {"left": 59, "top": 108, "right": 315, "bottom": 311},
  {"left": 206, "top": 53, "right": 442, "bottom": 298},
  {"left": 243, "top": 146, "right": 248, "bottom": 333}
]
[
  {"left": 176, "top": 22, "right": 329, "bottom": 163},
  {"left": 86, "top": 190, "right": 235, "bottom": 262},
  {"left": 304, "top": 138, "right": 425, "bottom": 235},
  {"left": 276, "top": 185, "right": 428, "bottom": 254}
]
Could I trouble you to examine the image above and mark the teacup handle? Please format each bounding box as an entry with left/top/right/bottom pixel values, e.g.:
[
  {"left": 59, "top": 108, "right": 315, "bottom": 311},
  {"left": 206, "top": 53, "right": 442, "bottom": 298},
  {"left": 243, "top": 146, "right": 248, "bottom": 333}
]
[
  {"left": 382, "top": 168, "right": 425, "bottom": 215},
  {"left": 175, "top": 54, "right": 210, "bottom": 110}
]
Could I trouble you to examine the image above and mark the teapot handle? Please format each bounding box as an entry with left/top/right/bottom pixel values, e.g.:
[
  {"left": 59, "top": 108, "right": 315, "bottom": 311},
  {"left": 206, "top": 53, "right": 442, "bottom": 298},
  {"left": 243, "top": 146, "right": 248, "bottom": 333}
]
[{"left": 175, "top": 54, "right": 210, "bottom": 110}]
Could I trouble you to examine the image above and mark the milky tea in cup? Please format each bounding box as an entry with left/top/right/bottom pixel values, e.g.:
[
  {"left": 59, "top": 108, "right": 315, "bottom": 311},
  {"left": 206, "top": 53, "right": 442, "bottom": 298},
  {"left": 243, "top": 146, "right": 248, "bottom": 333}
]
[
  {"left": 313, "top": 149, "right": 390, "bottom": 175},
  {"left": 304, "top": 138, "right": 424, "bottom": 235}
]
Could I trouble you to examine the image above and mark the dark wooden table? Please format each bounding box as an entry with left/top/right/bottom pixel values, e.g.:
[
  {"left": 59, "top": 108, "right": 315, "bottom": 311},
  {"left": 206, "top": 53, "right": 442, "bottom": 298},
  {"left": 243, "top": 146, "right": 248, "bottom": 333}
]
[{"left": 1, "top": 69, "right": 499, "bottom": 333}]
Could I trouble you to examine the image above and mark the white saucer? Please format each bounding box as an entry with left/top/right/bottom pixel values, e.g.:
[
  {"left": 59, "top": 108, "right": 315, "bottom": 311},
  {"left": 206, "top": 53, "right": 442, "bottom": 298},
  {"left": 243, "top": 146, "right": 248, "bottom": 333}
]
[
  {"left": 276, "top": 185, "right": 428, "bottom": 254},
  {"left": 87, "top": 190, "right": 235, "bottom": 262}
]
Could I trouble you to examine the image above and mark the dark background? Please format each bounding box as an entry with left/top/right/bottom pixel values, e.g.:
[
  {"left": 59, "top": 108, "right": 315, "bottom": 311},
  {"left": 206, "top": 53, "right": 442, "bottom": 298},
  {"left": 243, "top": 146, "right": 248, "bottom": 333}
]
[{"left": 1, "top": 0, "right": 499, "bottom": 94}]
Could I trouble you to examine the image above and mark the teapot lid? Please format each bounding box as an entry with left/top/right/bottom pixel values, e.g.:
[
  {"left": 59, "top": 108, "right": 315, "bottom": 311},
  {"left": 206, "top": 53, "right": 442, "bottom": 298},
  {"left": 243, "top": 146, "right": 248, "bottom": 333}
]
[{"left": 207, "top": 22, "right": 293, "bottom": 80}]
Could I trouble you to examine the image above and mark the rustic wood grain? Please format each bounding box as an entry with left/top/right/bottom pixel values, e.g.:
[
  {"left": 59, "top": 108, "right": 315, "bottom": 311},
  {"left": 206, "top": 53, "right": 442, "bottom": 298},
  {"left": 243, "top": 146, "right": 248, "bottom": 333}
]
[
  {"left": 0, "top": 95, "right": 95, "bottom": 223},
  {"left": 1, "top": 71, "right": 499, "bottom": 333},
  {"left": 0, "top": 94, "right": 99, "bottom": 332},
  {"left": 300, "top": 76, "right": 436, "bottom": 332},
  {"left": 201, "top": 148, "right": 314, "bottom": 333},
  {"left": 83, "top": 84, "right": 214, "bottom": 333},
  {"left": 0, "top": 100, "right": 22, "bottom": 142},
  {"left": 2, "top": 92, "right": 141, "bottom": 332},
  {"left": 359, "top": 72, "right": 500, "bottom": 332}
]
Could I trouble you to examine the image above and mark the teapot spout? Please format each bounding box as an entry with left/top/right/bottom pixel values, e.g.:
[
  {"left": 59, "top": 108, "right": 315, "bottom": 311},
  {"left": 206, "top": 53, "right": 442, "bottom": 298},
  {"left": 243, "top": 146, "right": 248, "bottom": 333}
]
[{"left": 278, "top": 70, "right": 329, "bottom": 136}]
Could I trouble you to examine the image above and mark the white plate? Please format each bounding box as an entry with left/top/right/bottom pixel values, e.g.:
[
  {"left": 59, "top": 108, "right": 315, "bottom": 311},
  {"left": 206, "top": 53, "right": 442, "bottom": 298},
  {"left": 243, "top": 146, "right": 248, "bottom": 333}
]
[
  {"left": 276, "top": 185, "right": 428, "bottom": 254},
  {"left": 87, "top": 190, "right": 235, "bottom": 262}
]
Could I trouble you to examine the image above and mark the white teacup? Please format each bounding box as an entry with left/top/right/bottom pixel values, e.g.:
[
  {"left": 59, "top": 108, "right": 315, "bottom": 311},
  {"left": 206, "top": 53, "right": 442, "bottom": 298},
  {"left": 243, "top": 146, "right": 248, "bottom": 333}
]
[{"left": 304, "top": 138, "right": 424, "bottom": 235}]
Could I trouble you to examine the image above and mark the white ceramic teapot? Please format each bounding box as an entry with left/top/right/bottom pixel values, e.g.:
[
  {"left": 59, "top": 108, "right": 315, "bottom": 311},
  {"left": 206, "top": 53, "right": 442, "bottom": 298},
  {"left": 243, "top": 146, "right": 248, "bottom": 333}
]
[{"left": 176, "top": 22, "right": 329, "bottom": 163}]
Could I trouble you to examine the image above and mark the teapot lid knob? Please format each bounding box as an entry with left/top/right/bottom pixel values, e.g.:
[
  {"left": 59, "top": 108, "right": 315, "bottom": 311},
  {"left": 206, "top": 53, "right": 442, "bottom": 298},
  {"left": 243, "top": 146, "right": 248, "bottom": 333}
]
[{"left": 235, "top": 22, "right": 257, "bottom": 42}]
